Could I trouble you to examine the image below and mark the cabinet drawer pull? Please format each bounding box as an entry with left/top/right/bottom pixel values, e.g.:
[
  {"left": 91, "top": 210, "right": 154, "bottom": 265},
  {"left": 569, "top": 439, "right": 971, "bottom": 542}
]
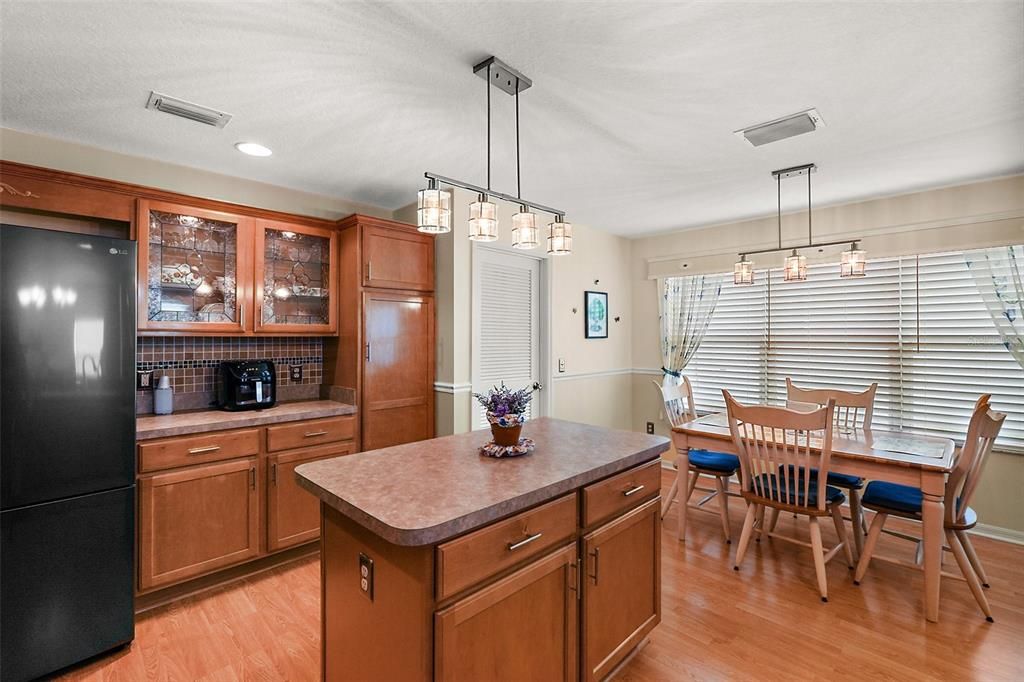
[
  {"left": 187, "top": 445, "right": 221, "bottom": 455},
  {"left": 271, "top": 463, "right": 277, "bottom": 485},
  {"left": 507, "top": 532, "right": 543, "bottom": 552},
  {"left": 249, "top": 467, "right": 256, "bottom": 490},
  {"left": 589, "top": 547, "right": 600, "bottom": 584},
  {"left": 304, "top": 430, "right": 329, "bottom": 438},
  {"left": 622, "top": 484, "right": 645, "bottom": 497},
  {"left": 366, "top": 261, "right": 372, "bottom": 280}
]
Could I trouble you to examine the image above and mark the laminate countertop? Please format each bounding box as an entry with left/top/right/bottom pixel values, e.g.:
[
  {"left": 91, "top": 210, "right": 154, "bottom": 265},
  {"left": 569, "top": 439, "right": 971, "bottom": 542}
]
[
  {"left": 136, "top": 400, "right": 357, "bottom": 441},
  {"left": 295, "top": 417, "right": 670, "bottom": 546}
]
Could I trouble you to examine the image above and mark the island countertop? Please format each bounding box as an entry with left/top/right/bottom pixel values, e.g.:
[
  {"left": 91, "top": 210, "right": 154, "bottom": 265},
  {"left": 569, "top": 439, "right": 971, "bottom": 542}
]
[{"left": 295, "top": 417, "right": 670, "bottom": 546}]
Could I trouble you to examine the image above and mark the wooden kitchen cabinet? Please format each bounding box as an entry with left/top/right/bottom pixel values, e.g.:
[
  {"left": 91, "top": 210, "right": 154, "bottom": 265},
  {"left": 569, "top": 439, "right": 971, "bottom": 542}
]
[
  {"left": 581, "top": 497, "right": 661, "bottom": 681},
  {"left": 362, "top": 222, "right": 434, "bottom": 291},
  {"left": 434, "top": 544, "right": 579, "bottom": 682},
  {"left": 137, "top": 199, "right": 254, "bottom": 335},
  {"left": 253, "top": 218, "right": 337, "bottom": 335},
  {"left": 137, "top": 457, "right": 260, "bottom": 591},
  {"left": 362, "top": 290, "right": 435, "bottom": 450},
  {"left": 267, "top": 442, "right": 355, "bottom": 551}
]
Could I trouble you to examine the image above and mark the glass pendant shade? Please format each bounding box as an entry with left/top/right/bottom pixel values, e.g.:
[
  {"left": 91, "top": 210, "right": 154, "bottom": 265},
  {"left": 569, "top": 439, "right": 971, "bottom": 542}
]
[
  {"left": 547, "top": 217, "right": 573, "bottom": 255},
  {"left": 840, "top": 243, "right": 867, "bottom": 278},
  {"left": 416, "top": 187, "right": 452, "bottom": 234},
  {"left": 511, "top": 208, "right": 539, "bottom": 249},
  {"left": 468, "top": 196, "right": 498, "bottom": 241},
  {"left": 783, "top": 250, "right": 807, "bottom": 282},
  {"left": 734, "top": 256, "right": 754, "bottom": 285}
]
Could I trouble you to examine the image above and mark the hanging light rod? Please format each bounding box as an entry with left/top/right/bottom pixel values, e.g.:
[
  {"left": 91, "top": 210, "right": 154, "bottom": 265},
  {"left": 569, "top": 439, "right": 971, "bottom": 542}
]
[
  {"left": 739, "top": 238, "right": 865, "bottom": 258},
  {"left": 422, "top": 171, "right": 565, "bottom": 218}
]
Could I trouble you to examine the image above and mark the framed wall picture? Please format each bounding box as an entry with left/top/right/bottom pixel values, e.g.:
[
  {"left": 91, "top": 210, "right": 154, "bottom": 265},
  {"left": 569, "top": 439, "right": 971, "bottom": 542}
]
[{"left": 584, "top": 291, "right": 608, "bottom": 339}]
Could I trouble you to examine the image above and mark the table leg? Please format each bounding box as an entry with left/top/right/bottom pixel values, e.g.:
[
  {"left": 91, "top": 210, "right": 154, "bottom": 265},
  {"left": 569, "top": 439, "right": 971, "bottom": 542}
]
[
  {"left": 676, "top": 446, "right": 690, "bottom": 543},
  {"left": 921, "top": 471, "right": 945, "bottom": 623}
]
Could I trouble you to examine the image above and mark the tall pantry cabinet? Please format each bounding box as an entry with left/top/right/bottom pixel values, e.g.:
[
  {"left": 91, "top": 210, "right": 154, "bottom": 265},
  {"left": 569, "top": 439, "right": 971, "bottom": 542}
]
[{"left": 327, "top": 215, "right": 435, "bottom": 451}]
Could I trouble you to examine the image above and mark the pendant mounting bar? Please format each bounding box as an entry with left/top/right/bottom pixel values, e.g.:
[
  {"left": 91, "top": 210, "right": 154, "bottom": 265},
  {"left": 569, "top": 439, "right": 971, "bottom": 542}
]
[
  {"left": 772, "top": 163, "right": 817, "bottom": 180},
  {"left": 473, "top": 56, "right": 532, "bottom": 96},
  {"left": 740, "top": 238, "right": 863, "bottom": 258},
  {"left": 424, "top": 172, "right": 564, "bottom": 218}
]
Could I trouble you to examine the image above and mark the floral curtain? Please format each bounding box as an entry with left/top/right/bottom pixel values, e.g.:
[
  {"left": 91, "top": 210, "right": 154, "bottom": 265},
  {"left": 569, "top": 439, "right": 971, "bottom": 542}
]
[
  {"left": 658, "top": 274, "right": 723, "bottom": 384},
  {"left": 965, "top": 245, "right": 1024, "bottom": 368}
]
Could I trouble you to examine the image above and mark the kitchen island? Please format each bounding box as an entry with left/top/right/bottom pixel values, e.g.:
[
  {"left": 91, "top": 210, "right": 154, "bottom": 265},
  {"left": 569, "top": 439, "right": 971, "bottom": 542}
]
[{"left": 296, "top": 417, "right": 670, "bottom": 682}]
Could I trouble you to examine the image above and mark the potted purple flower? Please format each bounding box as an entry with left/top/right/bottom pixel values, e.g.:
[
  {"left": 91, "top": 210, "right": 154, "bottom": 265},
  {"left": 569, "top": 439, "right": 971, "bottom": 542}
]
[{"left": 474, "top": 382, "right": 538, "bottom": 447}]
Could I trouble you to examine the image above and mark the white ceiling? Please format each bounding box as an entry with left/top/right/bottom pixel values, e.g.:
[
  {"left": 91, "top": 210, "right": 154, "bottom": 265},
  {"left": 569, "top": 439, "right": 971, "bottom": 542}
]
[{"left": 1, "top": 1, "right": 1022, "bottom": 236}]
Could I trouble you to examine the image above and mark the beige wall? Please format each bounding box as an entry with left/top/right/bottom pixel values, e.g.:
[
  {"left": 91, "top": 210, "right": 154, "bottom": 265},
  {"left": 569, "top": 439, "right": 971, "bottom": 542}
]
[
  {"left": 0, "top": 127, "right": 391, "bottom": 220},
  {"left": 629, "top": 174, "right": 1024, "bottom": 534}
]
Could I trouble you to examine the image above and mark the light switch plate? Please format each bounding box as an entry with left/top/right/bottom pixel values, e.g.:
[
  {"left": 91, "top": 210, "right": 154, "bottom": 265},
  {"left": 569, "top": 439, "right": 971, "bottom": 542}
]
[
  {"left": 558, "top": 358, "right": 566, "bottom": 373},
  {"left": 358, "top": 553, "right": 374, "bottom": 601}
]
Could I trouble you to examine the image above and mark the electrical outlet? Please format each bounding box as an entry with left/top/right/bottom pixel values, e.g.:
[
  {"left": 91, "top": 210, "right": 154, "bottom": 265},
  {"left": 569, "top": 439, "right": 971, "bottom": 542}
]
[
  {"left": 289, "top": 364, "right": 303, "bottom": 381},
  {"left": 136, "top": 370, "right": 154, "bottom": 391},
  {"left": 646, "top": 421, "right": 655, "bottom": 434},
  {"left": 558, "top": 358, "right": 566, "bottom": 373},
  {"left": 358, "top": 553, "right": 374, "bottom": 601}
]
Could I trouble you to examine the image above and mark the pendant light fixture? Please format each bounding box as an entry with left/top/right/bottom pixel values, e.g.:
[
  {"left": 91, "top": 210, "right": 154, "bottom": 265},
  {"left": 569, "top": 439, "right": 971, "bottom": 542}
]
[
  {"left": 547, "top": 215, "right": 572, "bottom": 255},
  {"left": 840, "top": 241, "right": 867, "bottom": 277},
  {"left": 417, "top": 56, "right": 572, "bottom": 255},
  {"left": 468, "top": 194, "right": 498, "bottom": 241},
  {"left": 734, "top": 254, "right": 754, "bottom": 285},
  {"left": 416, "top": 177, "right": 452, "bottom": 234},
  {"left": 735, "top": 163, "right": 865, "bottom": 284}
]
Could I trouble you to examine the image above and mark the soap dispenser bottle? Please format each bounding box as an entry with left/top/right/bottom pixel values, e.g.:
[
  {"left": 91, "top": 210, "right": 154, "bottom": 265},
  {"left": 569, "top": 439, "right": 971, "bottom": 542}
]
[{"left": 154, "top": 374, "right": 174, "bottom": 415}]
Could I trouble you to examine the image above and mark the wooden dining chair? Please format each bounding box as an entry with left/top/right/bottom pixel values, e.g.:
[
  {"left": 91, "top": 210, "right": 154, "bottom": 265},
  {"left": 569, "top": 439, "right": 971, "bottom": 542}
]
[
  {"left": 853, "top": 395, "right": 1006, "bottom": 622},
  {"left": 655, "top": 378, "right": 739, "bottom": 542},
  {"left": 724, "top": 390, "right": 854, "bottom": 602},
  {"left": 776, "top": 378, "right": 878, "bottom": 556}
]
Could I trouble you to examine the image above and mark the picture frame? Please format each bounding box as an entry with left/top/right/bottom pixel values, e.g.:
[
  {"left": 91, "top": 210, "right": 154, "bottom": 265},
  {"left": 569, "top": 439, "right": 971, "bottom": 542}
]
[{"left": 584, "top": 290, "right": 608, "bottom": 339}]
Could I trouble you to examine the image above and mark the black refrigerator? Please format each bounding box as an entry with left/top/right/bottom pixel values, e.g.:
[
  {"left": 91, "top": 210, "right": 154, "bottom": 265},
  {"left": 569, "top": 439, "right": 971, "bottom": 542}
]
[{"left": 1, "top": 225, "right": 136, "bottom": 681}]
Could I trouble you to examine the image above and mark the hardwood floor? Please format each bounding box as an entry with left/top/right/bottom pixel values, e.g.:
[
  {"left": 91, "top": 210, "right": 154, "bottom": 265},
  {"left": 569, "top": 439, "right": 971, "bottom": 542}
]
[{"left": 58, "top": 469, "right": 1024, "bottom": 681}]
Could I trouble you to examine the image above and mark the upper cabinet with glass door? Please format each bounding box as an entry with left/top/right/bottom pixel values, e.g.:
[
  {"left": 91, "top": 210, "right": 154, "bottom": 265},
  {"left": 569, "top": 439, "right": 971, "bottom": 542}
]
[
  {"left": 137, "top": 200, "right": 254, "bottom": 335},
  {"left": 253, "top": 219, "right": 337, "bottom": 335}
]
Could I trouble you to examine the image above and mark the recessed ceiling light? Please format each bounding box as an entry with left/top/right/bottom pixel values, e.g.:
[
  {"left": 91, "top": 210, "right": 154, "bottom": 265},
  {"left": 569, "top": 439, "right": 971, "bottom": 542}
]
[{"left": 234, "top": 142, "right": 272, "bottom": 157}]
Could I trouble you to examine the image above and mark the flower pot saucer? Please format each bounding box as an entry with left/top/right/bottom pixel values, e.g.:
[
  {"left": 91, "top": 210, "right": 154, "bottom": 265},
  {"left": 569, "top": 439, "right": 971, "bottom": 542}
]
[{"left": 480, "top": 437, "right": 535, "bottom": 458}]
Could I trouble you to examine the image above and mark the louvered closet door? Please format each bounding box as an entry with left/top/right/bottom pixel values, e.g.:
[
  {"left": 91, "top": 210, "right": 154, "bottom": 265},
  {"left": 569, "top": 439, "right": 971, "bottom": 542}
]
[{"left": 473, "top": 249, "right": 541, "bottom": 429}]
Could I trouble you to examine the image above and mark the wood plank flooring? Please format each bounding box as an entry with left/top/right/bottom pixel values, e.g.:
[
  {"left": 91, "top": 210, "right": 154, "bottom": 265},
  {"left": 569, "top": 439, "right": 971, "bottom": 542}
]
[{"left": 57, "top": 469, "right": 1024, "bottom": 681}]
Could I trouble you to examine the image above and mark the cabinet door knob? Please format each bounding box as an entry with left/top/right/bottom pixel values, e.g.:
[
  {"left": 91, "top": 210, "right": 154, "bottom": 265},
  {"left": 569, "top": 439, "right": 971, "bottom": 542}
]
[
  {"left": 271, "top": 463, "right": 277, "bottom": 484},
  {"left": 249, "top": 467, "right": 256, "bottom": 490},
  {"left": 365, "top": 343, "right": 371, "bottom": 362},
  {"left": 507, "top": 532, "right": 543, "bottom": 552},
  {"left": 365, "top": 261, "right": 372, "bottom": 280},
  {"left": 589, "top": 547, "right": 600, "bottom": 584}
]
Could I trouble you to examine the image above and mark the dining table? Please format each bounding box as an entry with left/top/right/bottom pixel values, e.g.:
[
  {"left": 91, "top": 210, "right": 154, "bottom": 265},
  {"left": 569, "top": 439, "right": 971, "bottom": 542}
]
[{"left": 671, "top": 412, "right": 957, "bottom": 623}]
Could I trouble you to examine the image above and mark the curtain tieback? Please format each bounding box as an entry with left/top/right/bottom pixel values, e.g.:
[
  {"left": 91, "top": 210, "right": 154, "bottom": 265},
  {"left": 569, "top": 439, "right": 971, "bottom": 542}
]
[{"left": 661, "top": 367, "right": 681, "bottom": 378}]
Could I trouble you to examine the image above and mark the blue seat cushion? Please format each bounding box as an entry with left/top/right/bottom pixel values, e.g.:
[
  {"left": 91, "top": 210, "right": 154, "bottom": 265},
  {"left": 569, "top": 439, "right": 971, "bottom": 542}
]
[
  {"left": 688, "top": 449, "right": 740, "bottom": 474},
  {"left": 751, "top": 473, "right": 845, "bottom": 506},
  {"left": 779, "top": 465, "right": 864, "bottom": 490},
  {"left": 862, "top": 480, "right": 922, "bottom": 515}
]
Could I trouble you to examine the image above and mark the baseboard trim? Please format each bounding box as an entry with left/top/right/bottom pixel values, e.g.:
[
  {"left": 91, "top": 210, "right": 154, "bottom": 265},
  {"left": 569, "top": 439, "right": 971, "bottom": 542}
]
[
  {"left": 659, "top": 461, "right": 1024, "bottom": 547},
  {"left": 971, "top": 524, "right": 1024, "bottom": 546}
]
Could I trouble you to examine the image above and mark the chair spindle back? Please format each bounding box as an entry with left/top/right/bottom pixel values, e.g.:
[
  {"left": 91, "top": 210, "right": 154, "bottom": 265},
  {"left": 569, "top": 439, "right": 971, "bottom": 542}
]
[
  {"left": 785, "top": 378, "right": 877, "bottom": 430},
  {"left": 652, "top": 377, "right": 697, "bottom": 429},
  {"left": 724, "top": 390, "right": 836, "bottom": 512},
  {"left": 947, "top": 395, "right": 1006, "bottom": 526}
]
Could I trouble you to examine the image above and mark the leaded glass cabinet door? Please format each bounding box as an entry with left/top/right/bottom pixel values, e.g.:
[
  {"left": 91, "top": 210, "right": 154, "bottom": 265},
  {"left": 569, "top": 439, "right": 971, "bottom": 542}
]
[
  {"left": 253, "top": 220, "right": 337, "bottom": 335},
  {"left": 137, "top": 200, "right": 253, "bottom": 334}
]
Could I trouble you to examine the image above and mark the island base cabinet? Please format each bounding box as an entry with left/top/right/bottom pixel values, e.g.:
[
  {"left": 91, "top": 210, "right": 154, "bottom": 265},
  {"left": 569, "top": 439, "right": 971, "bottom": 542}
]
[
  {"left": 435, "top": 545, "right": 579, "bottom": 682},
  {"left": 138, "top": 457, "right": 260, "bottom": 591},
  {"left": 582, "top": 498, "right": 661, "bottom": 681}
]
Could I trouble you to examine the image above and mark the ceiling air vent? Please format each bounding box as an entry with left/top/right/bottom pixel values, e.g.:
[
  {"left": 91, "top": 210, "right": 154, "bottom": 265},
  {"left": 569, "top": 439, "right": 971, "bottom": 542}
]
[
  {"left": 145, "top": 91, "right": 232, "bottom": 128},
  {"left": 734, "top": 108, "right": 824, "bottom": 147}
]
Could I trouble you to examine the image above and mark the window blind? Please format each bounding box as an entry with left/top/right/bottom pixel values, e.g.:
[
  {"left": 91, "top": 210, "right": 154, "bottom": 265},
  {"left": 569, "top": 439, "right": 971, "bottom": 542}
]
[{"left": 682, "top": 248, "right": 1024, "bottom": 450}]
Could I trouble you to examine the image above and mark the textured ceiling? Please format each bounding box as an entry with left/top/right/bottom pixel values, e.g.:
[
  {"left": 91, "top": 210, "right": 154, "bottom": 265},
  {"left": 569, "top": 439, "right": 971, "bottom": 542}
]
[{"left": 1, "top": 1, "right": 1022, "bottom": 236}]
